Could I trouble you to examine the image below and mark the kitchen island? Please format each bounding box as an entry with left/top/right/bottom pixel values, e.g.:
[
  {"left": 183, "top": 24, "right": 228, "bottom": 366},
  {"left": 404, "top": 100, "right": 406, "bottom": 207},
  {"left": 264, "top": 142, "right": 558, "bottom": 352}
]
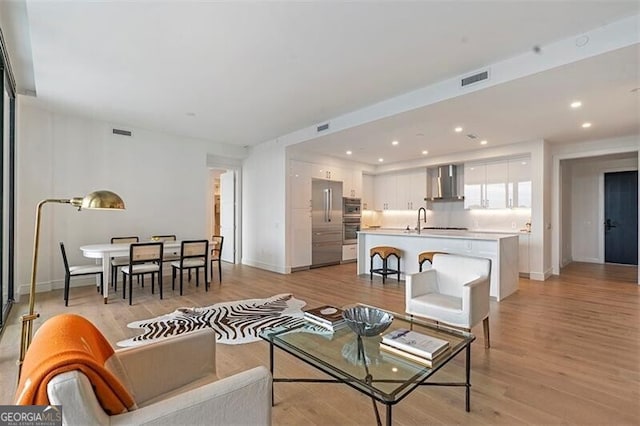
[{"left": 357, "top": 229, "right": 519, "bottom": 301}]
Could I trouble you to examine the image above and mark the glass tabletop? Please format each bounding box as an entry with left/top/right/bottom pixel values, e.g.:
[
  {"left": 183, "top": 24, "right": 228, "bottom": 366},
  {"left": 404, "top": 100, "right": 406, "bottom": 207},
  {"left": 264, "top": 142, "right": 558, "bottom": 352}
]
[{"left": 260, "top": 307, "right": 475, "bottom": 403}]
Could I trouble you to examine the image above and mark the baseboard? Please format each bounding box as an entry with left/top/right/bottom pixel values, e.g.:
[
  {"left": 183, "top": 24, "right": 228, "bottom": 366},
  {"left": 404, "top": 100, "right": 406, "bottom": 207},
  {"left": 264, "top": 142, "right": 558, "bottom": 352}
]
[
  {"left": 17, "top": 278, "right": 99, "bottom": 297},
  {"left": 241, "top": 259, "right": 288, "bottom": 274}
]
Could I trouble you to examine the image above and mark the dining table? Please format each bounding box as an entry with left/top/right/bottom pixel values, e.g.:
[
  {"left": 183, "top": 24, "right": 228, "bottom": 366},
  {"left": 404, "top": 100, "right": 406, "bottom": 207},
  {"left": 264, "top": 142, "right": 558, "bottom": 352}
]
[{"left": 80, "top": 240, "right": 214, "bottom": 303}]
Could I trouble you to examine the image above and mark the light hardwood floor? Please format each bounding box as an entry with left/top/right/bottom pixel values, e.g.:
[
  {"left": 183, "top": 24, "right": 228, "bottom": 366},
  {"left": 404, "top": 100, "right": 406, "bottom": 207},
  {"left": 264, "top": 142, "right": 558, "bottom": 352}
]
[{"left": 1, "top": 262, "right": 638, "bottom": 425}]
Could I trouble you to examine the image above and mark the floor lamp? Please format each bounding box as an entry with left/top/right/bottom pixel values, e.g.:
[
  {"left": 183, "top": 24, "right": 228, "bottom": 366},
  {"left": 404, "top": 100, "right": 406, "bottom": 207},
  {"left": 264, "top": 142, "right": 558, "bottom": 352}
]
[{"left": 17, "top": 190, "right": 126, "bottom": 380}]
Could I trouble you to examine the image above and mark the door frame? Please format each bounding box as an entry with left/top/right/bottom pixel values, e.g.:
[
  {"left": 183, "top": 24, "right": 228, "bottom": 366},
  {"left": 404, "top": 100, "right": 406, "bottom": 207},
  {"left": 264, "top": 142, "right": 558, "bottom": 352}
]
[
  {"left": 207, "top": 156, "right": 242, "bottom": 265},
  {"left": 552, "top": 142, "right": 639, "bottom": 285},
  {"left": 599, "top": 167, "right": 638, "bottom": 263}
]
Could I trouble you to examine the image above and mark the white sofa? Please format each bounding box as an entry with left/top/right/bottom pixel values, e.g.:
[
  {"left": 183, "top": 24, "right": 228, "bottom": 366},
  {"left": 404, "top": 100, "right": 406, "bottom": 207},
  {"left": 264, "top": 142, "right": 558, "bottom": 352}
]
[
  {"left": 405, "top": 253, "right": 492, "bottom": 348},
  {"left": 46, "top": 328, "right": 272, "bottom": 425}
]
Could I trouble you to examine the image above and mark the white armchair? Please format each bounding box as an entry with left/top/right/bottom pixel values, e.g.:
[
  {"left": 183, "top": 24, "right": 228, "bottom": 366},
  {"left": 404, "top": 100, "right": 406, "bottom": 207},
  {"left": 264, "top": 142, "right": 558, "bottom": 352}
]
[
  {"left": 46, "top": 328, "right": 272, "bottom": 425},
  {"left": 405, "top": 253, "right": 492, "bottom": 348}
]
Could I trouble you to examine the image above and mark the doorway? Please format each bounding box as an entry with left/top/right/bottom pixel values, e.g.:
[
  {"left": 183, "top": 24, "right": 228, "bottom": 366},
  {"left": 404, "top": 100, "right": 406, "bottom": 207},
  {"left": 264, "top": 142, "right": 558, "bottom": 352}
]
[
  {"left": 209, "top": 169, "right": 236, "bottom": 264},
  {"left": 604, "top": 171, "right": 638, "bottom": 265}
]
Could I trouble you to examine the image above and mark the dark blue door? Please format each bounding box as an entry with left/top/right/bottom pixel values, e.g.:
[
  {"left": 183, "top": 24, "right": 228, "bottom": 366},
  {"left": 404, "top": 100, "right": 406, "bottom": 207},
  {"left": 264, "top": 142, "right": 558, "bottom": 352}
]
[{"left": 604, "top": 171, "right": 638, "bottom": 265}]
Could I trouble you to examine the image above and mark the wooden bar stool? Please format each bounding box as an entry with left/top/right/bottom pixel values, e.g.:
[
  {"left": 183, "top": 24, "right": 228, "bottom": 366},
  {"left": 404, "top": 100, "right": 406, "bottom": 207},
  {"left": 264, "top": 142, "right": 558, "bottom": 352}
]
[
  {"left": 418, "top": 251, "right": 448, "bottom": 271},
  {"left": 370, "top": 246, "right": 402, "bottom": 283}
]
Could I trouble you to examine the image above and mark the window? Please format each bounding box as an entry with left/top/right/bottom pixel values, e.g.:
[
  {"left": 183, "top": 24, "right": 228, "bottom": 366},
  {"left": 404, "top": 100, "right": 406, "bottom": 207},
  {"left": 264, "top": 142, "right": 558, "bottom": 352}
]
[{"left": 0, "top": 31, "right": 16, "bottom": 330}]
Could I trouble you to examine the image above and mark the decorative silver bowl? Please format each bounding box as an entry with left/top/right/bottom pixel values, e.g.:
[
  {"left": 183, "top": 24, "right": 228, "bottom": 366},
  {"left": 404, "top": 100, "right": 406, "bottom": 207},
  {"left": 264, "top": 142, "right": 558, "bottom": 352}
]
[{"left": 342, "top": 306, "right": 394, "bottom": 337}]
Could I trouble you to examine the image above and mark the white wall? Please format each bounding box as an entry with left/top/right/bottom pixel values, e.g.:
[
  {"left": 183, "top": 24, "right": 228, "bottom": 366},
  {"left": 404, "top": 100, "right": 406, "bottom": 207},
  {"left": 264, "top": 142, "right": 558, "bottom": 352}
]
[
  {"left": 241, "top": 138, "right": 287, "bottom": 273},
  {"left": 16, "top": 97, "right": 246, "bottom": 295}
]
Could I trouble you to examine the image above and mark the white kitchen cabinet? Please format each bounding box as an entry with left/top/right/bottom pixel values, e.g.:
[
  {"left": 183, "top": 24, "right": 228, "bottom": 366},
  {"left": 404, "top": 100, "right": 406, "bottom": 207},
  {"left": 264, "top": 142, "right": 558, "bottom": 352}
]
[
  {"left": 362, "top": 174, "right": 374, "bottom": 210},
  {"left": 484, "top": 161, "right": 508, "bottom": 209},
  {"left": 463, "top": 163, "right": 485, "bottom": 209},
  {"left": 464, "top": 157, "right": 530, "bottom": 210},
  {"left": 508, "top": 157, "right": 532, "bottom": 208},
  {"left": 341, "top": 168, "right": 362, "bottom": 199},
  {"left": 310, "top": 163, "right": 342, "bottom": 181},
  {"left": 342, "top": 244, "right": 357, "bottom": 261},
  {"left": 396, "top": 169, "right": 427, "bottom": 210},
  {"left": 290, "top": 160, "right": 312, "bottom": 210},
  {"left": 518, "top": 233, "right": 530, "bottom": 275},
  {"left": 373, "top": 173, "right": 398, "bottom": 210},
  {"left": 291, "top": 208, "right": 312, "bottom": 268}
]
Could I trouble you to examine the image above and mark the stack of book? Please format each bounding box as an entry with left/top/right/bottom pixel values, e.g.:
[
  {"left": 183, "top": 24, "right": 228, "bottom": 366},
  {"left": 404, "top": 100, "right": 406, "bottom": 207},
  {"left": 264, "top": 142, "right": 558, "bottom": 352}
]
[
  {"left": 304, "top": 305, "right": 347, "bottom": 332},
  {"left": 380, "top": 328, "right": 450, "bottom": 367}
]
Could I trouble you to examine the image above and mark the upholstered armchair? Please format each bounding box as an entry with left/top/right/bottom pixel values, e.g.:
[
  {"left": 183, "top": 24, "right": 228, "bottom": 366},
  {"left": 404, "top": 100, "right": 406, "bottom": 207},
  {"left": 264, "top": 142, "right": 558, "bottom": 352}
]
[
  {"left": 405, "top": 253, "right": 492, "bottom": 348},
  {"left": 16, "top": 314, "right": 272, "bottom": 425}
]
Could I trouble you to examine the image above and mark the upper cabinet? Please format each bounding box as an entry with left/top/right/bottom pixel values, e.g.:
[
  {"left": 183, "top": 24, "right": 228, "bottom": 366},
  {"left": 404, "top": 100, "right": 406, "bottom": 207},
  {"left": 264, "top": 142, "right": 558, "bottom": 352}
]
[
  {"left": 310, "top": 163, "right": 343, "bottom": 181},
  {"left": 464, "top": 156, "right": 531, "bottom": 210},
  {"left": 343, "top": 169, "right": 362, "bottom": 199},
  {"left": 362, "top": 174, "right": 374, "bottom": 210},
  {"left": 396, "top": 169, "right": 427, "bottom": 210},
  {"left": 508, "top": 157, "right": 532, "bottom": 208},
  {"left": 373, "top": 173, "right": 397, "bottom": 210},
  {"left": 373, "top": 168, "right": 426, "bottom": 210}
]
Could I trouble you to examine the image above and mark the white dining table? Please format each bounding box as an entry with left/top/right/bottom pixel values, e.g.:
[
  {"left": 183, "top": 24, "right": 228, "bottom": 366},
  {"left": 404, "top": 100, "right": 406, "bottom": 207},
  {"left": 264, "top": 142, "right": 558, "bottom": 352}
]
[{"left": 80, "top": 241, "right": 209, "bottom": 303}]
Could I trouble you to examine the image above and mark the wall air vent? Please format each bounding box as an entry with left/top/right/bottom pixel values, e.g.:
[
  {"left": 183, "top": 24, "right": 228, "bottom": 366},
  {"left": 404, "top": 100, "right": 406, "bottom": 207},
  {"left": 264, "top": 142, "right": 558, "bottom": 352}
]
[
  {"left": 317, "top": 123, "right": 330, "bottom": 132},
  {"left": 112, "top": 128, "right": 132, "bottom": 136},
  {"left": 461, "top": 70, "right": 489, "bottom": 87}
]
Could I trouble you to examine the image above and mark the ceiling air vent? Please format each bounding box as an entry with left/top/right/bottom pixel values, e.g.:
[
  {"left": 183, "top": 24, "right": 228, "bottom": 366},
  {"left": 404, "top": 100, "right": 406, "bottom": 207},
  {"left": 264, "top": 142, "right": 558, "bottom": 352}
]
[
  {"left": 317, "top": 123, "right": 330, "bottom": 132},
  {"left": 461, "top": 70, "right": 489, "bottom": 87},
  {"left": 112, "top": 128, "right": 132, "bottom": 136}
]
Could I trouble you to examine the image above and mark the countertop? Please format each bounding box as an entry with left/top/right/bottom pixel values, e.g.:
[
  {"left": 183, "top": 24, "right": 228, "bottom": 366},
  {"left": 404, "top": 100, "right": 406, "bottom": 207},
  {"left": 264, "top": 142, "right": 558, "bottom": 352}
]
[{"left": 358, "top": 228, "right": 521, "bottom": 241}]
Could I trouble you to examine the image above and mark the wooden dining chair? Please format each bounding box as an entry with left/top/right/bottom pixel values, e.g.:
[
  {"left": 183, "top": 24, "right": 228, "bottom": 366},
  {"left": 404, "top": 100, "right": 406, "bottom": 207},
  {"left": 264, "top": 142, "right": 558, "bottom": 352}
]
[
  {"left": 59, "top": 242, "right": 103, "bottom": 306},
  {"left": 211, "top": 235, "right": 224, "bottom": 283},
  {"left": 121, "top": 242, "right": 163, "bottom": 305},
  {"left": 171, "top": 240, "right": 209, "bottom": 295},
  {"left": 110, "top": 236, "right": 139, "bottom": 290},
  {"left": 151, "top": 234, "right": 180, "bottom": 263}
]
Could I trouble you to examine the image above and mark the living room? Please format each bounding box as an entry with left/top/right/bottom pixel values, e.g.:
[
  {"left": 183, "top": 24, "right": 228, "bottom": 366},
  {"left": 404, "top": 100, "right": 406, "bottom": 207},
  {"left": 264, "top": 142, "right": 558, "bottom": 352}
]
[{"left": 0, "top": 2, "right": 638, "bottom": 425}]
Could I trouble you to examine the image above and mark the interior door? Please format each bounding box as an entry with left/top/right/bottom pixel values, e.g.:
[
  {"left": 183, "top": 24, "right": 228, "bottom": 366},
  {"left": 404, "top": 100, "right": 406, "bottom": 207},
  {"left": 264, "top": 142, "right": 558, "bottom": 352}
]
[
  {"left": 220, "top": 171, "right": 235, "bottom": 263},
  {"left": 604, "top": 171, "right": 638, "bottom": 265}
]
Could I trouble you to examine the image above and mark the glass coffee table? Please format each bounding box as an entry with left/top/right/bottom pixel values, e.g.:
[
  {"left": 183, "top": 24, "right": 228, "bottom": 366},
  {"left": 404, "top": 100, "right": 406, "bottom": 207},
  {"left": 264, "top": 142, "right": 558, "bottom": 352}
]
[{"left": 260, "top": 306, "right": 475, "bottom": 426}]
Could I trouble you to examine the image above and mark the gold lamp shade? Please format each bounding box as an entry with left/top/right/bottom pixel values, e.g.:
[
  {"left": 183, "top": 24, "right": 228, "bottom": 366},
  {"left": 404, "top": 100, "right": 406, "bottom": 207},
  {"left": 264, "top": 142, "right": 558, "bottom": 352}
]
[{"left": 69, "top": 190, "right": 126, "bottom": 210}]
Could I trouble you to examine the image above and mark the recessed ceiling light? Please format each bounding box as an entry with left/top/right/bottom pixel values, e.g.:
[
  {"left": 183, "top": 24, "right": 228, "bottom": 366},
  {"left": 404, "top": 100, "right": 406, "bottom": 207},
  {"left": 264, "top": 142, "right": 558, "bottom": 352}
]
[
  {"left": 422, "top": 150, "right": 429, "bottom": 155},
  {"left": 346, "top": 150, "right": 352, "bottom": 155},
  {"left": 582, "top": 122, "right": 592, "bottom": 128},
  {"left": 480, "top": 140, "right": 488, "bottom": 145},
  {"left": 378, "top": 158, "right": 384, "bottom": 162},
  {"left": 521, "top": 161, "right": 527, "bottom": 165},
  {"left": 391, "top": 140, "right": 399, "bottom": 146},
  {"left": 454, "top": 127, "right": 463, "bottom": 133},
  {"left": 570, "top": 101, "right": 582, "bottom": 109}
]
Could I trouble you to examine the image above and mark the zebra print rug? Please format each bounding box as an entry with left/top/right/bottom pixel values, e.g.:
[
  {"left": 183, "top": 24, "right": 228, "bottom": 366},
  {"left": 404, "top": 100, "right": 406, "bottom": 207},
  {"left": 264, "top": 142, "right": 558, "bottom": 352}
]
[{"left": 117, "top": 293, "right": 307, "bottom": 347}]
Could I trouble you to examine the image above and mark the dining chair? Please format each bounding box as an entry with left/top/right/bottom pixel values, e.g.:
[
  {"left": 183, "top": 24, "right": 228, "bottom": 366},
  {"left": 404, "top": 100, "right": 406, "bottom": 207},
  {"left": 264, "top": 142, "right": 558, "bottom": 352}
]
[
  {"left": 110, "top": 236, "right": 139, "bottom": 290},
  {"left": 151, "top": 234, "right": 180, "bottom": 263},
  {"left": 59, "top": 242, "right": 103, "bottom": 306},
  {"left": 171, "top": 240, "right": 209, "bottom": 295},
  {"left": 211, "top": 235, "right": 224, "bottom": 283},
  {"left": 121, "top": 242, "right": 163, "bottom": 305}
]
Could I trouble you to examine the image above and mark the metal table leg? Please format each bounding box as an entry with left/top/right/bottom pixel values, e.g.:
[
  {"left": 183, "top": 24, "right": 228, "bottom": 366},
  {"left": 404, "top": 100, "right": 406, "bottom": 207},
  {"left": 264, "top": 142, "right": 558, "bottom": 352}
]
[{"left": 465, "top": 343, "right": 471, "bottom": 412}]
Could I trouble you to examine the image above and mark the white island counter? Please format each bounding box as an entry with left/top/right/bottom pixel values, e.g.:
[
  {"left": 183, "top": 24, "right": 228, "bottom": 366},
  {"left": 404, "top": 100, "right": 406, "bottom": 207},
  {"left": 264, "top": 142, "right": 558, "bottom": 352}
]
[{"left": 357, "top": 229, "right": 519, "bottom": 301}]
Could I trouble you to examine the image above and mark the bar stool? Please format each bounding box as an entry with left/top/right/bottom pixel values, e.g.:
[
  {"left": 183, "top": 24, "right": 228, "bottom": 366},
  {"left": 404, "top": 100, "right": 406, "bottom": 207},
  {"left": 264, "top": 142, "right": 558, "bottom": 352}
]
[
  {"left": 418, "top": 251, "right": 448, "bottom": 271},
  {"left": 370, "top": 246, "right": 402, "bottom": 283}
]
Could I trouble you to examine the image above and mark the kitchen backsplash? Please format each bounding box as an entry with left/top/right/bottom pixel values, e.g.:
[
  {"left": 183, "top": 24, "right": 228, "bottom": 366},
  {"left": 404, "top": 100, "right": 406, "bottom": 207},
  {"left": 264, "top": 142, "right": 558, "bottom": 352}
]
[{"left": 362, "top": 202, "right": 531, "bottom": 232}]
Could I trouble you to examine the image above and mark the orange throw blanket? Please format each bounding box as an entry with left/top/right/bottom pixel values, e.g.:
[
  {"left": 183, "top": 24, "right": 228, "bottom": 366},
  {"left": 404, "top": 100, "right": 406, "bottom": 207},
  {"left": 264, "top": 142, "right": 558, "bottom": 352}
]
[{"left": 15, "top": 313, "right": 136, "bottom": 415}]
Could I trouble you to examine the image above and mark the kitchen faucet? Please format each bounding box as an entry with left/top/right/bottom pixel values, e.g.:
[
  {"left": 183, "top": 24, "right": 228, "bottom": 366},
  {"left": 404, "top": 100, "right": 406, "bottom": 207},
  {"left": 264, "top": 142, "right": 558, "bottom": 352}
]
[{"left": 417, "top": 207, "right": 427, "bottom": 234}]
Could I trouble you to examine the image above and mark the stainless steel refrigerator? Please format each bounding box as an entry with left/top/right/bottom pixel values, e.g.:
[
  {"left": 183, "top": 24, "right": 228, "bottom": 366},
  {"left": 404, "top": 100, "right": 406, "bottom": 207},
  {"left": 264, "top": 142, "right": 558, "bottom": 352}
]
[{"left": 311, "top": 179, "right": 343, "bottom": 267}]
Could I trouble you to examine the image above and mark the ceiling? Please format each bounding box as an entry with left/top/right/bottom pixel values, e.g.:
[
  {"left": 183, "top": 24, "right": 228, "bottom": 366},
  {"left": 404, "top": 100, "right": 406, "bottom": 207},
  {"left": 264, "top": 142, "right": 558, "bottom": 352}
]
[{"left": 4, "top": 1, "right": 640, "bottom": 166}]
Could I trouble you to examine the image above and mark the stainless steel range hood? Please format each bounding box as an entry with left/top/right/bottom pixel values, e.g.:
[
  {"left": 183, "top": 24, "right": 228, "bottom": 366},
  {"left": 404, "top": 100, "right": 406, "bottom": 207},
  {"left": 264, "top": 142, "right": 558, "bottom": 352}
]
[{"left": 425, "top": 165, "right": 464, "bottom": 202}]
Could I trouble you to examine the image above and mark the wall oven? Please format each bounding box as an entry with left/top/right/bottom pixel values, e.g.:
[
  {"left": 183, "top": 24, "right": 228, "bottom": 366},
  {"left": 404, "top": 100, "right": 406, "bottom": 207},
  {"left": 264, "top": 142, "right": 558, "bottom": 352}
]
[
  {"left": 343, "top": 218, "right": 360, "bottom": 244},
  {"left": 343, "top": 197, "right": 361, "bottom": 217}
]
